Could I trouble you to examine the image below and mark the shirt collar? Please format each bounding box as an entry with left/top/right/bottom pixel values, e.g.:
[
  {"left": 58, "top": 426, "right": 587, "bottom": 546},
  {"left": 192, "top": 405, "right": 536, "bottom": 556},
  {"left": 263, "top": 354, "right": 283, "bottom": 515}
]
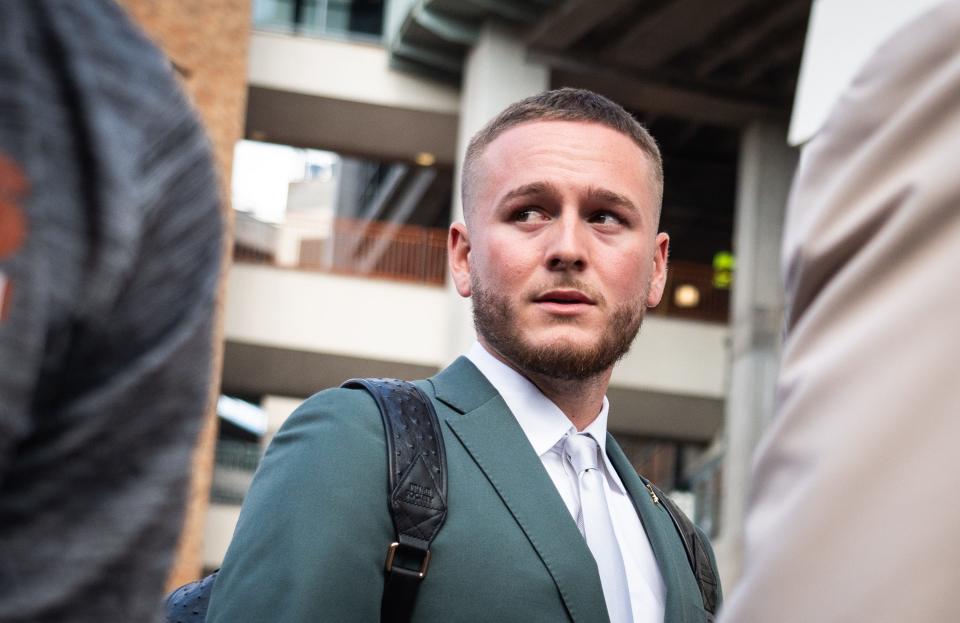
[
  {"left": 581, "top": 403, "right": 611, "bottom": 456},
  {"left": 467, "top": 341, "right": 570, "bottom": 456},
  {"left": 465, "top": 342, "right": 624, "bottom": 493}
]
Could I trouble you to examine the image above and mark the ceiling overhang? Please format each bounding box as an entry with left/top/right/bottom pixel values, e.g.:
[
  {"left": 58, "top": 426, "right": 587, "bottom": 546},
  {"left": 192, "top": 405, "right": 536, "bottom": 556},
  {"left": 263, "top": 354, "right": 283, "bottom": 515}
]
[
  {"left": 388, "top": 0, "right": 812, "bottom": 126},
  {"left": 245, "top": 86, "right": 459, "bottom": 165}
]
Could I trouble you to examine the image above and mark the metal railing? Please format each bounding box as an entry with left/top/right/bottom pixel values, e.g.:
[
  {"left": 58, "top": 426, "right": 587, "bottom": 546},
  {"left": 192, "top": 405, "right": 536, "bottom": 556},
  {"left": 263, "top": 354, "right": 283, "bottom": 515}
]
[
  {"left": 210, "top": 440, "right": 263, "bottom": 504},
  {"left": 234, "top": 243, "right": 275, "bottom": 265},
  {"left": 330, "top": 217, "right": 447, "bottom": 285},
  {"left": 687, "top": 454, "right": 723, "bottom": 538},
  {"left": 234, "top": 217, "right": 448, "bottom": 286}
]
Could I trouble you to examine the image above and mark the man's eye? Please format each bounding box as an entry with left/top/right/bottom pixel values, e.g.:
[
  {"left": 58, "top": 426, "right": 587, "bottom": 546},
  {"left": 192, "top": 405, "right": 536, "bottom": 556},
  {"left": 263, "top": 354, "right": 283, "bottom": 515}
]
[
  {"left": 514, "top": 208, "right": 548, "bottom": 222},
  {"left": 590, "top": 212, "right": 623, "bottom": 226}
]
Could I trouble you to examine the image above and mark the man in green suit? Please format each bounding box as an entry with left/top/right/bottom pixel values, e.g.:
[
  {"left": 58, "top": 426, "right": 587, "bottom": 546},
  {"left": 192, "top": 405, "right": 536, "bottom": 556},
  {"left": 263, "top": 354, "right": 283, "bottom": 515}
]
[{"left": 208, "top": 88, "right": 720, "bottom": 623}]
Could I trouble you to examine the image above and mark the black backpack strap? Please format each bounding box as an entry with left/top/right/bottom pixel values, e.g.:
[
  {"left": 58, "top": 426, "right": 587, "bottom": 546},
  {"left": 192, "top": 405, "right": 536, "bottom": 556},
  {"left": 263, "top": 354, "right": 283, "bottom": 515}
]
[
  {"left": 342, "top": 378, "right": 448, "bottom": 623},
  {"left": 645, "top": 481, "right": 720, "bottom": 618}
]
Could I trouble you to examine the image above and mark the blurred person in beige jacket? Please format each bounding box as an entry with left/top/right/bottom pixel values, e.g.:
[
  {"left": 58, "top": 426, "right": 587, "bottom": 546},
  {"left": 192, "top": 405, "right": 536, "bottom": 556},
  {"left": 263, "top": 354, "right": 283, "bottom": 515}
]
[{"left": 719, "top": 2, "right": 960, "bottom": 622}]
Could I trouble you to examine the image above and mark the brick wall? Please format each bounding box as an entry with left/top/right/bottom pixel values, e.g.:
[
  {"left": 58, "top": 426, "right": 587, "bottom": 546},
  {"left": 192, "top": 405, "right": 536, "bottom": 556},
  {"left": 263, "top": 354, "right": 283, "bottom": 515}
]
[{"left": 115, "top": 0, "right": 250, "bottom": 588}]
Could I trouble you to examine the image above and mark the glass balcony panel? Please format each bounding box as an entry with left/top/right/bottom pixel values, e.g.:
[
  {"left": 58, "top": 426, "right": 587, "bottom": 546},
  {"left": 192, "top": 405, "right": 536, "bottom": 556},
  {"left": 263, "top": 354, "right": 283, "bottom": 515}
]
[
  {"left": 252, "top": 0, "right": 297, "bottom": 32},
  {"left": 253, "top": 0, "right": 384, "bottom": 40}
]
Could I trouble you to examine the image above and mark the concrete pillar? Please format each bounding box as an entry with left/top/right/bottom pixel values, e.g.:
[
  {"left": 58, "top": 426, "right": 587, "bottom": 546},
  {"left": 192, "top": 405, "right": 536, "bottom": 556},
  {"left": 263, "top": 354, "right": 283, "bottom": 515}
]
[
  {"left": 446, "top": 22, "right": 549, "bottom": 361},
  {"left": 715, "top": 122, "right": 797, "bottom": 588}
]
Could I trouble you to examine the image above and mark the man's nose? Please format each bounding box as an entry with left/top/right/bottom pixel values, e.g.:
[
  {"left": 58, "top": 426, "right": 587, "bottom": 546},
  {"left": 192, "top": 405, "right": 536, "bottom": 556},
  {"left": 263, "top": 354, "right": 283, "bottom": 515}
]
[{"left": 545, "top": 215, "right": 587, "bottom": 272}]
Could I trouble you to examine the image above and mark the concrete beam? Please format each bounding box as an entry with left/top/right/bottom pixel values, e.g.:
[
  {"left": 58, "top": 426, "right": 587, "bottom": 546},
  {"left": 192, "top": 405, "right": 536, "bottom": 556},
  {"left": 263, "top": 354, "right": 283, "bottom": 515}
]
[
  {"left": 526, "top": 0, "right": 635, "bottom": 50},
  {"left": 610, "top": 0, "right": 756, "bottom": 67},
  {"left": 546, "top": 61, "right": 787, "bottom": 126}
]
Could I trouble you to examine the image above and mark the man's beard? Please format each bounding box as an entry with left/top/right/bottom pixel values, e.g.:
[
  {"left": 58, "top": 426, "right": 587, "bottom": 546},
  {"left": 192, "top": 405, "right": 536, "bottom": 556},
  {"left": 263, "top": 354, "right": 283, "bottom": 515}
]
[{"left": 471, "top": 279, "right": 646, "bottom": 381}]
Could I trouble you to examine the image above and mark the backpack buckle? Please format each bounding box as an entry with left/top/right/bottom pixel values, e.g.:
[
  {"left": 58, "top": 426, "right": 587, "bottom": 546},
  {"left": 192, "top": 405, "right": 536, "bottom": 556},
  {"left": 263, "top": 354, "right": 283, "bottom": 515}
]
[{"left": 384, "top": 542, "right": 432, "bottom": 579}]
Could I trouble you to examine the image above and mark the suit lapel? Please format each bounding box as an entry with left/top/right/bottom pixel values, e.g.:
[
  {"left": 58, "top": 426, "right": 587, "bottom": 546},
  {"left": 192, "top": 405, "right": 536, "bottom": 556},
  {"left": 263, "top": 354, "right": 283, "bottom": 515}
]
[
  {"left": 429, "top": 358, "right": 609, "bottom": 623},
  {"left": 606, "top": 435, "right": 706, "bottom": 623}
]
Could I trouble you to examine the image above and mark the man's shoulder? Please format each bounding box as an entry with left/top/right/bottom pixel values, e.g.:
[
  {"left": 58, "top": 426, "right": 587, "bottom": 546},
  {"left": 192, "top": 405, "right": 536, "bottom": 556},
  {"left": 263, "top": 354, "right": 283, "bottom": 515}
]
[
  {"left": 277, "top": 385, "right": 383, "bottom": 441},
  {"left": 230, "top": 387, "right": 394, "bottom": 540},
  {"left": 256, "top": 377, "right": 463, "bottom": 495},
  {"left": 267, "top": 380, "right": 441, "bottom": 460},
  {"left": 298, "top": 384, "right": 381, "bottom": 413}
]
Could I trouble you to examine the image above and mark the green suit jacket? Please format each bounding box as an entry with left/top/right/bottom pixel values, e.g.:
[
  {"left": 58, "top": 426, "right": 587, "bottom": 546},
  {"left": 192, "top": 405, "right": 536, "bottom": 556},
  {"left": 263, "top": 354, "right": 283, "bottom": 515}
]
[{"left": 208, "top": 357, "right": 720, "bottom": 622}]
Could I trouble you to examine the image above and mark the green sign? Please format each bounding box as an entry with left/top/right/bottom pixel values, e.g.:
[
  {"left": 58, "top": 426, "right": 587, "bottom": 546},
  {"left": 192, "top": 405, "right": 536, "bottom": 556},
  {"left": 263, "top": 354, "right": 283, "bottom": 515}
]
[{"left": 712, "top": 251, "right": 734, "bottom": 289}]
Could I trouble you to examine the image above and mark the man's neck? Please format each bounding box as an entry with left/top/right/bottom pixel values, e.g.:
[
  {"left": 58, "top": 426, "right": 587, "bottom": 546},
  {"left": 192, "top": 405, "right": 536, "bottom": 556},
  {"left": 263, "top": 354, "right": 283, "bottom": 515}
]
[
  {"left": 478, "top": 339, "right": 612, "bottom": 431},
  {"left": 524, "top": 368, "right": 612, "bottom": 431}
]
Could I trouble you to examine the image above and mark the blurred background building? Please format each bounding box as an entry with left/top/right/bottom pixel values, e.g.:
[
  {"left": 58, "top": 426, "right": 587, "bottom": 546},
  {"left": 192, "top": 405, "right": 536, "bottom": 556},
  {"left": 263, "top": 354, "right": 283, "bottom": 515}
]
[{"left": 119, "top": 0, "right": 935, "bottom": 594}]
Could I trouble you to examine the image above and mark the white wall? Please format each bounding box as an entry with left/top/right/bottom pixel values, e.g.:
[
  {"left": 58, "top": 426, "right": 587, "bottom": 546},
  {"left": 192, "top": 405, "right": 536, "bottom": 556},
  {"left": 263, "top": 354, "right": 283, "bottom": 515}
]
[
  {"left": 225, "top": 264, "right": 449, "bottom": 367},
  {"left": 248, "top": 31, "right": 460, "bottom": 114},
  {"left": 612, "top": 317, "right": 727, "bottom": 399},
  {"left": 203, "top": 503, "right": 242, "bottom": 570}
]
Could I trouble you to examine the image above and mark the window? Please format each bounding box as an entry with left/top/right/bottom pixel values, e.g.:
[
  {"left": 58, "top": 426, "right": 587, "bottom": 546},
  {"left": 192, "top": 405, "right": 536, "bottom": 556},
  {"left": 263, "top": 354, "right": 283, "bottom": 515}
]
[{"left": 253, "top": 0, "right": 385, "bottom": 41}]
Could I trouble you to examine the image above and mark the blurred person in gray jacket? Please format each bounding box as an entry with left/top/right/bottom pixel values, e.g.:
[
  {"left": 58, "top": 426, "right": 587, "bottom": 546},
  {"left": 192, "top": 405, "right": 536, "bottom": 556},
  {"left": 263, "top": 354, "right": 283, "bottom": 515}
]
[
  {"left": 719, "top": 2, "right": 960, "bottom": 622},
  {"left": 0, "top": 1, "right": 222, "bottom": 621}
]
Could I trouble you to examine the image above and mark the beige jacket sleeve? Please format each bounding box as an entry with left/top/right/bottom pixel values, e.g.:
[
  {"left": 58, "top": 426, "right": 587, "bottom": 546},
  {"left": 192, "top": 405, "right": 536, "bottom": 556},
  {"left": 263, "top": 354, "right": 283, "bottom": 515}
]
[{"left": 719, "top": 3, "right": 960, "bottom": 622}]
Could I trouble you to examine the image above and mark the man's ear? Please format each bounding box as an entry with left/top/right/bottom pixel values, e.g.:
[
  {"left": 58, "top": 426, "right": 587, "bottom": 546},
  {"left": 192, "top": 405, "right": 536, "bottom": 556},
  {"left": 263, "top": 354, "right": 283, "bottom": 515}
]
[
  {"left": 646, "top": 232, "right": 670, "bottom": 308},
  {"left": 448, "top": 222, "right": 472, "bottom": 298}
]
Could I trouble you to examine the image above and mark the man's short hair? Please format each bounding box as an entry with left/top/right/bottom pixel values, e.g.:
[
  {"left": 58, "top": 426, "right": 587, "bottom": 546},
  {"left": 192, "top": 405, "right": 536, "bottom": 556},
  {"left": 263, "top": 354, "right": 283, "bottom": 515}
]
[{"left": 461, "top": 87, "right": 663, "bottom": 222}]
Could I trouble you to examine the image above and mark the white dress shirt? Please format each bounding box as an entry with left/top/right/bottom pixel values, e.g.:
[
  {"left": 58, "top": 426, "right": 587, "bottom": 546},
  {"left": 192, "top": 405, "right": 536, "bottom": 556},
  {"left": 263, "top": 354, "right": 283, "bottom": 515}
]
[{"left": 466, "top": 342, "right": 666, "bottom": 623}]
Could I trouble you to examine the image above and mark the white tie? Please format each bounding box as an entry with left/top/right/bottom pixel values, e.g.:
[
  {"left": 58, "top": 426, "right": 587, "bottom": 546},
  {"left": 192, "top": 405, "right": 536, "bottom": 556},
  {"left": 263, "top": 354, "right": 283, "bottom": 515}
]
[{"left": 564, "top": 433, "right": 633, "bottom": 623}]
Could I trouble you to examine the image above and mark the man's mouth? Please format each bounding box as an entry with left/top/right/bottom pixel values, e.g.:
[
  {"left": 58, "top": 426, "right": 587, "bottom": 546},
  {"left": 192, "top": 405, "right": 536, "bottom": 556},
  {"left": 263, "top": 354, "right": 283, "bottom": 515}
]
[{"left": 533, "top": 289, "right": 596, "bottom": 306}]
